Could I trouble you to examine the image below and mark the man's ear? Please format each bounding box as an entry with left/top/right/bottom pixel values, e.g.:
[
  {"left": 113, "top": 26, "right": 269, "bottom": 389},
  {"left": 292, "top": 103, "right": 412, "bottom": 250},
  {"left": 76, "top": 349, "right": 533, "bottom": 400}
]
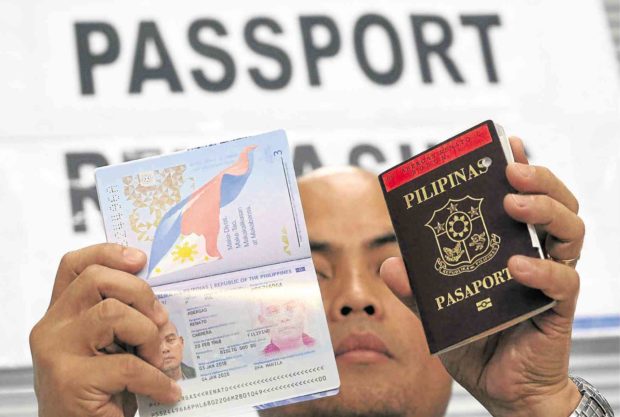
[{"left": 180, "top": 336, "right": 184, "bottom": 346}]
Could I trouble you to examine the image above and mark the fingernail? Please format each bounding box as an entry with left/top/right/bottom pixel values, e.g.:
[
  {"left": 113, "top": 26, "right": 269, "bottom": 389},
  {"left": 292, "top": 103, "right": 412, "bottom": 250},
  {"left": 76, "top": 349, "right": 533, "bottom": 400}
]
[
  {"left": 512, "top": 256, "right": 533, "bottom": 274},
  {"left": 510, "top": 194, "right": 530, "bottom": 208},
  {"left": 153, "top": 299, "right": 168, "bottom": 324},
  {"left": 515, "top": 163, "right": 535, "bottom": 178},
  {"left": 172, "top": 382, "right": 182, "bottom": 401},
  {"left": 123, "top": 247, "right": 145, "bottom": 263}
]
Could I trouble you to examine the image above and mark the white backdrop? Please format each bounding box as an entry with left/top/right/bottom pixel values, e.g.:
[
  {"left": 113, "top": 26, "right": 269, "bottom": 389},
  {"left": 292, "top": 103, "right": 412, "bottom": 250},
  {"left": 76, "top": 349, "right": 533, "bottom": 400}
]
[{"left": 0, "top": 0, "right": 619, "bottom": 368}]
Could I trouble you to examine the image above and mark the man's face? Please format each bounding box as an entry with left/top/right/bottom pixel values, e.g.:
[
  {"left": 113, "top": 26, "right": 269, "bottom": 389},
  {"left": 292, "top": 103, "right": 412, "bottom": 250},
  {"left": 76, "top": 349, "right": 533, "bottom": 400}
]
[
  {"left": 264, "top": 169, "right": 451, "bottom": 417},
  {"left": 261, "top": 298, "right": 306, "bottom": 347},
  {"left": 159, "top": 321, "right": 184, "bottom": 374}
]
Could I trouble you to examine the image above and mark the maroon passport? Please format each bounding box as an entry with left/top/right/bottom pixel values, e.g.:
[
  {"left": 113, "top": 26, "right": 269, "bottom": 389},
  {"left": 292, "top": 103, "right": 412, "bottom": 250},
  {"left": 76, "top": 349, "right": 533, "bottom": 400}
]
[{"left": 379, "top": 121, "right": 555, "bottom": 355}]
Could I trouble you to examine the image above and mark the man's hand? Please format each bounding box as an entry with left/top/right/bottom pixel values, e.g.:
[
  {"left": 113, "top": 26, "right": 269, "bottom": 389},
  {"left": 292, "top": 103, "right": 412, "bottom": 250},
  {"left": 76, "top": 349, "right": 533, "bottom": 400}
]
[
  {"left": 30, "top": 244, "right": 182, "bottom": 417},
  {"left": 381, "top": 137, "right": 584, "bottom": 417}
]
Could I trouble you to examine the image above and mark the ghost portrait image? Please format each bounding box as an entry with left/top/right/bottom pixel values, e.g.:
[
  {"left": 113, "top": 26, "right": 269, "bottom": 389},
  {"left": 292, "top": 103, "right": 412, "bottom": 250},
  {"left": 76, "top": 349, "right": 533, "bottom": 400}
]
[
  {"left": 259, "top": 293, "right": 316, "bottom": 355},
  {"left": 159, "top": 315, "right": 197, "bottom": 381}
]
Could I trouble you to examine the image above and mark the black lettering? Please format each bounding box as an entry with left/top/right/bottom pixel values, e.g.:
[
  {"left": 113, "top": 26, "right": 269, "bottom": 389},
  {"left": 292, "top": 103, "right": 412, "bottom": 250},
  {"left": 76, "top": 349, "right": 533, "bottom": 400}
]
[
  {"left": 400, "top": 144, "right": 414, "bottom": 160},
  {"left": 123, "top": 149, "right": 161, "bottom": 162},
  {"left": 245, "top": 17, "right": 292, "bottom": 90},
  {"left": 129, "top": 21, "right": 183, "bottom": 93},
  {"left": 410, "top": 15, "right": 464, "bottom": 83},
  {"left": 299, "top": 16, "right": 341, "bottom": 86},
  {"left": 349, "top": 144, "right": 386, "bottom": 168},
  {"left": 354, "top": 14, "right": 403, "bottom": 85},
  {"left": 75, "top": 22, "right": 120, "bottom": 95},
  {"left": 293, "top": 145, "right": 323, "bottom": 176},
  {"left": 460, "top": 15, "right": 501, "bottom": 83},
  {"left": 65, "top": 153, "right": 108, "bottom": 232},
  {"left": 189, "top": 19, "right": 236, "bottom": 92}
]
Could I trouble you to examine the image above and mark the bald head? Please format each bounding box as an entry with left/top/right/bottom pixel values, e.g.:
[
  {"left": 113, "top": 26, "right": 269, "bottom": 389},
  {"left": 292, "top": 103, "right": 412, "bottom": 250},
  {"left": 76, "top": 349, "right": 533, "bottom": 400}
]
[
  {"left": 160, "top": 320, "right": 179, "bottom": 337},
  {"left": 299, "top": 166, "right": 380, "bottom": 195},
  {"left": 299, "top": 167, "right": 392, "bottom": 243}
]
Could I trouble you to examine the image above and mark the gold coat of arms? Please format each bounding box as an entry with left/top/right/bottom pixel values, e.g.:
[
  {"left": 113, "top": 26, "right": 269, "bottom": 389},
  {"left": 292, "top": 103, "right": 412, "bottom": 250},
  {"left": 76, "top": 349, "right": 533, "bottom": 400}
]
[{"left": 425, "top": 196, "right": 500, "bottom": 276}]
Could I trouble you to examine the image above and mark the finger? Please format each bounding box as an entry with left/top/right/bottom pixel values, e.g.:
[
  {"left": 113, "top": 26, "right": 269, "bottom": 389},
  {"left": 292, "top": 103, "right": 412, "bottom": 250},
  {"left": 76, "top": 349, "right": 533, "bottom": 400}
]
[
  {"left": 504, "top": 194, "right": 585, "bottom": 260},
  {"left": 508, "top": 255, "right": 579, "bottom": 320},
  {"left": 52, "top": 244, "right": 147, "bottom": 307},
  {"left": 57, "top": 264, "right": 168, "bottom": 327},
  {"left": 380, "top": 257, "right": 412, "bottom": 297},
  {"left": 505, "top": 163, "right": 579, "bottom": 214},
  {"left": 78, "top": 298, "right": 163, "bottom": 366},
  {"left": 87, "top": 354, "right": 181, "bottom": 405},
  {"left": 509, "top": 136, "right": 529, "bottom": 164}
]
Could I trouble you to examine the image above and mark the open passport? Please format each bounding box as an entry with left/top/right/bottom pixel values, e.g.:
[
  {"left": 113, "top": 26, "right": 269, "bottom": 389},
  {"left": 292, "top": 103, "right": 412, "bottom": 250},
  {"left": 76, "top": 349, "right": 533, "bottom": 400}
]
[
  {"left": 95, "top": 131, "right": 339, "bottom": 417},
  {"left": 380, "top": 121, "right": 555, "bottom": 355}
]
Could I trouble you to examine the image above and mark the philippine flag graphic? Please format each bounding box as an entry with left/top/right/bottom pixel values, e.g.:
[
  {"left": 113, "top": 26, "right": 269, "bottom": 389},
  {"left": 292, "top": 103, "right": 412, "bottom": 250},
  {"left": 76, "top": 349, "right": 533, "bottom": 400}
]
[{"left": 147, "top": 145, "right": 257, "bottom": 278}]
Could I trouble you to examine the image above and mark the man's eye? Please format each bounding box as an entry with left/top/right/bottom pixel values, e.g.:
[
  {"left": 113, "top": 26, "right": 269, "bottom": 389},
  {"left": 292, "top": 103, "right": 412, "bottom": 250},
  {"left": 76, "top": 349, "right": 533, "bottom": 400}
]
[{"left": 316, "top": 270, "right": 331, "bottom": 280}]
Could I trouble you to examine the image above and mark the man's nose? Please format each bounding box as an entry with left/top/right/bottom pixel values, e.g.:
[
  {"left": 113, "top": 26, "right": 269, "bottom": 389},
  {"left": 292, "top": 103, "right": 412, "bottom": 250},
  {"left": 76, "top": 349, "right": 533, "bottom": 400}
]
[{"left": 328, "top": 258, "right": 385, "bottom": 322}]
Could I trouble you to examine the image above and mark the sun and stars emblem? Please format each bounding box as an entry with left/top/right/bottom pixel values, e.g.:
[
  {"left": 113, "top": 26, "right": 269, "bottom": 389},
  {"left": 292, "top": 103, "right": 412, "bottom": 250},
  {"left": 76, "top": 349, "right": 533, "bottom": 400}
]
[
  {"left": 433, "top": 203, "right": 479, "bottom": 238},
  {"left": 154, "top": 239, "right": 209, "bottom": 274},
  {"left": 468, "top": 206, "right": 480, "bottom": 217},
  {"left": 426, "top": 197, "right": 501, "bottom": 276},
  {"left": 172, "top": 241, "right": 199, "bottom": 263},
  {"left": 448, "top": 215, "right": 470, "bottom": 239}
]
